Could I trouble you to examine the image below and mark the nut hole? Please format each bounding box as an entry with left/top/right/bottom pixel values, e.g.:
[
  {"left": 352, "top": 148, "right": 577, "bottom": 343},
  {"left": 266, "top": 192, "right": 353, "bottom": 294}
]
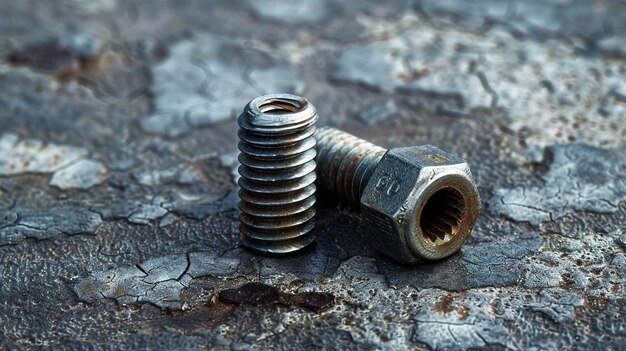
[
  {"left": 419, "top": 187, "right": 466, "bottom": 244},
  {"left": 258, "top": 98, "right": 303, "bottom": 114}
]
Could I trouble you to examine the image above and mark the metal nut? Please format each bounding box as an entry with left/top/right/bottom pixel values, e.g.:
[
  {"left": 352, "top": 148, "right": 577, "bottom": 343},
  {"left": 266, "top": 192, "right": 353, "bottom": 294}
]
[{"left": 316, "top": 127, "right": 480, "bottom": 264}]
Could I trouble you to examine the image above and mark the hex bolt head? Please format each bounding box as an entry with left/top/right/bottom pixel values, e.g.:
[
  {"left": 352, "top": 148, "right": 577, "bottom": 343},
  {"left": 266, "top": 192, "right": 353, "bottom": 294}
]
[{"left": 316, "top": 127, "right": 480, "bottom": 264}]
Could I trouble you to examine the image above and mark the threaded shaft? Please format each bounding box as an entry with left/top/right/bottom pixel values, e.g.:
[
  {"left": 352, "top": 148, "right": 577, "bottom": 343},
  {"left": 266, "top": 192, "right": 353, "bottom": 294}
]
[
  {"left": 315, "top": 127, "right": 386, "bottom": 208},
  {"left": 238, "top": 94, "right": 318, "bottom": 254}
]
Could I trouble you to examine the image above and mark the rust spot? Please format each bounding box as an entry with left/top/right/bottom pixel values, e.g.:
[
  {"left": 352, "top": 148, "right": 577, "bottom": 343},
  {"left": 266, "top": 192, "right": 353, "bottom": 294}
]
[
  {"left": 219, "top": 282, "right": 334, "bottom": 312},
  {"left": 559, "top": 272, "right": 574, "bottom": 288},
  {"left": 590, "top": 268, "right": 603, "bottom": 275},
  {"left": 611, "top": 283, "right": 619, "bottom": 294},
  {"left": 434, "top": 292, "right": 468, "bottom": 319},
  {"left": 583, "top": 295, "right": 607, "bottom": 310},
  {"left": 434, "top": 292, "right": 455, "bottom": 314},
  {"left": 8, "top": 42, "right": 77, "bottom": 69},
  {"left": 6, "top": 41, "right": 130, "bottom": 82},
  {"left": 397, "top": 68, "right": 430, "bottom": 82},
  {"left": 7, "top": 41, "right": 84, "bottom": 81},
  {"left": 373, "top": 328, "right": 390, "bottom": 342},
  {"left": 457, "top": 305, "right": 468, "bottom": 320},
  {"left": 285, "top": 279, "right": 304, "bottom": 289},
  {"left": 419, "top": 154, "right": 448, "bottom": 164},
  {"left": 161, "top": 301, "right": 237, "bottom": 331}
]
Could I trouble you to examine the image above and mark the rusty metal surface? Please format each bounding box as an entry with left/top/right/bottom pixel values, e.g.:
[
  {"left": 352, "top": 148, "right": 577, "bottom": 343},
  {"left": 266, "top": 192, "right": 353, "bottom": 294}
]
[{"left": 0, "top": 1, "right": 625, "bottom": 350}]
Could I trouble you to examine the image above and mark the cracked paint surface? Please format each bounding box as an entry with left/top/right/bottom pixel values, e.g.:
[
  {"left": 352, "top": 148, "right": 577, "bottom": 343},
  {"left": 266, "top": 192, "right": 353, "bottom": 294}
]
[
  {"left": 50, "top": 159, "right": 107, "bottom": 189},
  {"left": 0, "top": 204, "right": 102, "bottom": 245},
  {"left": 0, "top": 1, "right": 625, "bottom": 350},
  {"left": 0, "top": 134, "right": 89, "bottom": 175},
  {"left": 332, "top": 18, "right": 626, "bottom": 150},
  {"left": 75, "top": 252, "right": 239, "bottom": 309},
  {"left": 249, "top": 0, "right": 333, "bottom": 25},
  {"left": 0, "top": 134, "right": 107, "bottom": 189},
  {"left": 140, "top": 36, "right": 305, "bottom": 137},
  {"left": 490, "top": 143, "right": 626, "bottom": 225}
]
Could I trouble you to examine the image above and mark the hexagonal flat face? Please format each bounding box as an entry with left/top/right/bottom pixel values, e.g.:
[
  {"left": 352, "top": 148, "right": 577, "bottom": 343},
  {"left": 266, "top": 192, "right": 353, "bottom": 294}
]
[
  {"left": 393, "top": 145, "right": 469, "bottom": 169},
  {"left": 361, "top": 146, "right": 479, "bottom": 264},
  {"left": 361, "top": 149, "right": 424, "bottom": 262}
]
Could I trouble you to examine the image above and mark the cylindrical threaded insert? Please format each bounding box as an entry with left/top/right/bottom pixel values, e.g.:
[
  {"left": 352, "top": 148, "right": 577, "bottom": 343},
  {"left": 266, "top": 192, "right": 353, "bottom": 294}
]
[{"left": 238, "top": 94, "right": 318, "bottom": 254}]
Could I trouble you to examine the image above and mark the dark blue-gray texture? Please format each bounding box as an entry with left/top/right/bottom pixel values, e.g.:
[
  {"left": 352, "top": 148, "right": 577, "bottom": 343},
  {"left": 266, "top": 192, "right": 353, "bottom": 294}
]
[{"left": 0, "top": 0, "right": 625, "bottom": 350}]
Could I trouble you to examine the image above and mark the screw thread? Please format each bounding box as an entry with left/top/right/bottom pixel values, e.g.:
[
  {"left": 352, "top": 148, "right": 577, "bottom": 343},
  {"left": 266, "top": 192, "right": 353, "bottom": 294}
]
[
  {"left": 238, "top": 94, "right": 318, "bottom": 254},
  {"left": 315, "top": 127, "right": 386, "bottom": 208}
]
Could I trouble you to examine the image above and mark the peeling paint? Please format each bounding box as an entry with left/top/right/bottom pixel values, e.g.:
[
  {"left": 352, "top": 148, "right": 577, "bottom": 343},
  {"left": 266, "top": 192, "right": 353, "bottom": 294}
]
[
  {"left": 0, "top": 204, "right": 102, "bottom": 245},
  {"left": 50, "top": 159, "right": 107, "bottom": 189},
  {"left": 0, "top": 134, "right": 89, "bottom": 175},
  {"left": 490, "top": 143, "right": 626, "bottom": 225},
  {"left": 332, "top": 18, "right": 626, "bottom": 149},
  {"left": 249, "top": 0, "right": 332, "bottom": 25},
  {"left": 74, "top": 251, "right": 240, "bottom": 309},
  {"left": 140, "top": 37, "right": 305, "bottom": 137}
]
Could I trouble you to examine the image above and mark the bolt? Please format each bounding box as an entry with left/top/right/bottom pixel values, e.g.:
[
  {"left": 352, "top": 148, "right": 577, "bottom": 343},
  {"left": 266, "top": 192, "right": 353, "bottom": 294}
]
[
  {"left": 238, "top": 94, "right": 318, "bottom": 254},
  {"left": 315, "top": 127, "right": 480, "bottom": 264}
]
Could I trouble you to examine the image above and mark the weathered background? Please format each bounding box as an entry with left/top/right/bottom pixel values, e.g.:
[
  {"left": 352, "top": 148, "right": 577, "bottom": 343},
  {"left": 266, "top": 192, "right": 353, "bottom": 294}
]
[{"left": 1, "top": 0, "right": 625, "bottom": 350}]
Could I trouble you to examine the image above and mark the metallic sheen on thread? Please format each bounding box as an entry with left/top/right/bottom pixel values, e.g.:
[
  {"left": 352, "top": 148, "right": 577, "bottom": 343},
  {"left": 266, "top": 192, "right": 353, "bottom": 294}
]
[{"left": 238, "top": 94, "right": 318, "bottom": 254}]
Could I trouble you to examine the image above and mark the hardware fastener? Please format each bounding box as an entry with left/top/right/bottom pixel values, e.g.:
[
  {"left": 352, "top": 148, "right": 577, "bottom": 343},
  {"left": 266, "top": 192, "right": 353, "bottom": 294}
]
[{"left": 315, "top": 127, "right": 480, "bottom": 264}]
